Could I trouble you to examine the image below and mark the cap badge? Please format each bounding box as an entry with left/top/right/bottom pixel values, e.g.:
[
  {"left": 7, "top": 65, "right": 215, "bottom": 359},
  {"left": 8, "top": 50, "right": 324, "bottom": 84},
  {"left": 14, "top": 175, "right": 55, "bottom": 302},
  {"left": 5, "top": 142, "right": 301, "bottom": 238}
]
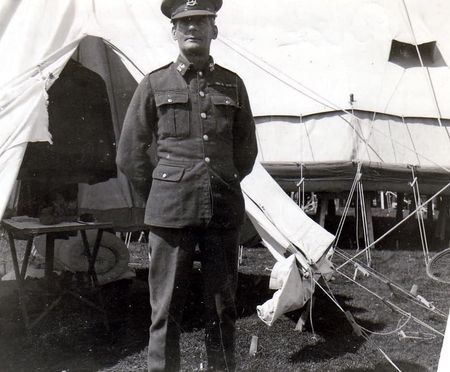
[{"left": 186, "top": 0, "right": 198, "bottom": 6}]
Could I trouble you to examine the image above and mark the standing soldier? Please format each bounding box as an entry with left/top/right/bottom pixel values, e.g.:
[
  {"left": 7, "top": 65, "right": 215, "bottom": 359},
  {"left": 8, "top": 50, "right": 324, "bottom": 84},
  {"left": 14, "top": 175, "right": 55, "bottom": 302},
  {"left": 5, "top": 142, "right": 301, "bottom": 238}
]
[{"left": 117, "top": 0, "right": 257, "bottom": 370}]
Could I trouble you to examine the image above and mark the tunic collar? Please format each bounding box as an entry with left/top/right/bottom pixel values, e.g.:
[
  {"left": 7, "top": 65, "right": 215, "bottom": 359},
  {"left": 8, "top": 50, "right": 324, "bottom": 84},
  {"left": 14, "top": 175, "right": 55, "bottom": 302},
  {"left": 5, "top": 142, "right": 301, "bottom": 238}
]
[{"left": 175, "top": 55, "right": 215, "bottom": 76}]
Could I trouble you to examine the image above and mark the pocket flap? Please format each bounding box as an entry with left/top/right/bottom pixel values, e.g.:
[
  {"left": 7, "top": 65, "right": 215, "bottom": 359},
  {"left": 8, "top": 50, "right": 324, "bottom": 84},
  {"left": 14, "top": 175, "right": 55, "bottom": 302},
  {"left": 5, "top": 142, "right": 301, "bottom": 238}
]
[
  {"left": 211, "top": 95, "right": 238, "bottom": 107},
  {"left": 155, "top": 92, "right": 189, "bottom": 107},
  {"left": 152, "top": 164, "right": 185, "bottom": 181}
]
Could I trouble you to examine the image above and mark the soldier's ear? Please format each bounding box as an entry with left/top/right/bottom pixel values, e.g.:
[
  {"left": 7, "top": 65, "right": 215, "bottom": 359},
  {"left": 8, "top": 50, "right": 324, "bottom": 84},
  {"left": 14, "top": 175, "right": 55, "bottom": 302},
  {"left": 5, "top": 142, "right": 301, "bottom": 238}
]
[
  {"left": 212, "top": 25, "right": 218, "bottom": 40},
  {"left": 172, "top": 25, "right": 177, "bottom": 41}
]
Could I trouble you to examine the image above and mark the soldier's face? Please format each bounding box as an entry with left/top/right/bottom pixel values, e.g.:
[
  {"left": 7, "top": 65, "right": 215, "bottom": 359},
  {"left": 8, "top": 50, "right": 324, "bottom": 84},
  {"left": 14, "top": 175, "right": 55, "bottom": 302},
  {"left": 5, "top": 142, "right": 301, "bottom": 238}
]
[{"left": 172, "top": 16, "right": 218, "bottom": 57}]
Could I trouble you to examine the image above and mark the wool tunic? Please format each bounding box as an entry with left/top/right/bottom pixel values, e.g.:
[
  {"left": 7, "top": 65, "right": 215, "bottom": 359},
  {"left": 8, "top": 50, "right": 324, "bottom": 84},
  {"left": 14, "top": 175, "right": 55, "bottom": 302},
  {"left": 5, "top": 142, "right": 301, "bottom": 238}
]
[{"left": 117, "top": 55, "right": 257, "bottom": 228}]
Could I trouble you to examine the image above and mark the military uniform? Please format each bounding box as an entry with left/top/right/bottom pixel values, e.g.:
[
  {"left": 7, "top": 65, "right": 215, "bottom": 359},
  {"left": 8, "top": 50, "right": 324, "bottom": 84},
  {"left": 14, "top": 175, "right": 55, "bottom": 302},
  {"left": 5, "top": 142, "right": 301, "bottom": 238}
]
[
  {"left": 118, "top": 55, "right": 256, "bottom": 229},
  {"left": 117, "top": 1, "right": 257, "bottom": 371}
]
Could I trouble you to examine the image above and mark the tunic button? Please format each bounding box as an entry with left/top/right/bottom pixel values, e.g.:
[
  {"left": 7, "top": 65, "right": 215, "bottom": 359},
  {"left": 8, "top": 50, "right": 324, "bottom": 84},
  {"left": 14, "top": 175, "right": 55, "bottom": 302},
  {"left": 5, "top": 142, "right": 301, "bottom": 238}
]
[
  {"left": 167, "top": 98, "right": 173, "bottom": 103},
  {"left": 226, "top": 100, "right": 230, "bottom": 104},
  {"left": 203, "top": 134, "right": 209, "bottom": 141},
  {"left": 199, "top": 91, "right": 205, "bottom": 97},
  {"left": 198, "top": 71, "right": 203, "bottom": 77},
  {"left": 205, "top": 157, "right": 211, "bottom": 163},
  {"left": 162, "top": 173, "right": 167, "bottom": 178},
  {"left": 200, "top": 112, "right": 207, "bottom": 119}
]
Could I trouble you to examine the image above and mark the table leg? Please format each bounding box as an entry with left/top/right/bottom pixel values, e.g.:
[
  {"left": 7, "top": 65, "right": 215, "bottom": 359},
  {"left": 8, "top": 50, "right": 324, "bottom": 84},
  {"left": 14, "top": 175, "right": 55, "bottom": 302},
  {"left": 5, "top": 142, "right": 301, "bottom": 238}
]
[
  {"left": 80, "top": 229, "right": 103, "bottom": 286},
  {"left": 80, "top": 230, "right": 92, "bottom": 283},
  {"left": 6, "top": 231, "right": 30, "bottom": 329},
  {"left": 90, "top": 229, "right": 104, "bottom": 286},
  {"left": 29, "top": 232, "right": 66, "bottom": 328},
  {"left": 79, "top": 229, "right": 109, "bottom": 330},
  {"left": 7, "top": 231, "right": 21, "bottom": 281},
  {"left": 20, "top": 238, "right": 33, "bottom": 279},
  {"left": 44, "top": 234, "right": 55, "bottom": 279}
]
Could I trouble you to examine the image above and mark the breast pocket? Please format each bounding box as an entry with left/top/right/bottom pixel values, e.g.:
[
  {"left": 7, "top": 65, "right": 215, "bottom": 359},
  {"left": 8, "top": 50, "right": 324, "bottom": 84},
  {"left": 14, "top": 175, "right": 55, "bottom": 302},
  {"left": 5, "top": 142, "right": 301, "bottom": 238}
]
[
  {"left": 154, "top": 91, "right": 190, "bottom": 138},
  {"left": 211, "top": 95, "right": 238, "bottom": 137}
]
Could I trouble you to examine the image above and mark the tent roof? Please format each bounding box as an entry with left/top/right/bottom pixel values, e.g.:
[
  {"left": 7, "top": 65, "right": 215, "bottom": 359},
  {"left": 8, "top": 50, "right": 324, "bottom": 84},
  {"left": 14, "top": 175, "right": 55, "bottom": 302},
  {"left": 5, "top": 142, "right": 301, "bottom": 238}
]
[
  {"left": 215, "top": 0, "right": 450, "bottom": 119},
  {"left": 2, "top": 0, "right": 450, "bottom": 119}
]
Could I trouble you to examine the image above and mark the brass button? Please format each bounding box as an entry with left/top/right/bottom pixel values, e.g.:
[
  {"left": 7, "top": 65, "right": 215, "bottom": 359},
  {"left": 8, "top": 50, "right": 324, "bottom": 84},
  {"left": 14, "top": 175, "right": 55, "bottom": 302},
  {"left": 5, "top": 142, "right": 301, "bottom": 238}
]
[
  {"left": 199, "top": 91, "right": 205, "bottom": 97},
  {"left": 198, "top": 71, "right": 203, "bottom": 77},
  {"left": 162, "top": 173, "right": 167, "bottom": 178},
  {"left": 205, "top": 157, "right": 211, "bottom": 163},
  {"left": 203, "top": 134, "right": 209, "bottom": 141},
  {"left": 168, "top": 98, "right": 173, "bottom": 103},
  {"left": 200, "top": 112, "right": 207, "bottom": 119},
  {"left": 225, "top": 100, "right": 230, "bottom": 104}
]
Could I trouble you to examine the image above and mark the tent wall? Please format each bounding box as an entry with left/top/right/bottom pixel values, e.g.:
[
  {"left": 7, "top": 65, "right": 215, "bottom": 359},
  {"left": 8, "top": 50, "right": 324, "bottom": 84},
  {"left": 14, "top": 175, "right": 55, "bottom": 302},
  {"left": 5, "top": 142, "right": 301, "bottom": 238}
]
[
  {"left": 256, "top": 113, "right": 450, "bottom": 168},
  {"left": 0, "top": 0, "right": 89, "bottom": 219},
  {"left": 257, "top": 113, "right": 450, "bottom": 193}
]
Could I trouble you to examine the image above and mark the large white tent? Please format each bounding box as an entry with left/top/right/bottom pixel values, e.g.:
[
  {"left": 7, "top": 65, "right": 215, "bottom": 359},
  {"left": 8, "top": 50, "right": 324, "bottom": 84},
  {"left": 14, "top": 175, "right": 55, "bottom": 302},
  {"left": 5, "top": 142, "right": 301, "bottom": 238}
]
[
  {"left": 219, "top": 0, "right": 450, "bottom": 193},
  {"left": 2, "top": 0, "right": 450, "bottom": 222},
  {"left": 2, "top": 0, "right": 450, "bottom": 246},
  {"left": 0, "top": 0, "right": 339, "bottom": 324}
]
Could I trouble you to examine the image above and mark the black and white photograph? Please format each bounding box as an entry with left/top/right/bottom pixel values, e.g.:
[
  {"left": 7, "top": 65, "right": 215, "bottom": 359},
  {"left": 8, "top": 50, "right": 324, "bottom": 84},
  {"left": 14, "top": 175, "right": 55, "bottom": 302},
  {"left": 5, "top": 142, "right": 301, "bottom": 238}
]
[{"left": 1, "top": 1, "right": 450, "bottom": 371}]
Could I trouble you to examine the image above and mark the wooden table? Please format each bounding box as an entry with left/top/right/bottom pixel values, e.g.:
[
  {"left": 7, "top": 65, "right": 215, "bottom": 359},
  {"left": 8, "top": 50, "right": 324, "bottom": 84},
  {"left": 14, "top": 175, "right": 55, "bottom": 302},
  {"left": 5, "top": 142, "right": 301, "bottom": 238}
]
[{"left": 1, "top": 217, "right": 113, "bottom": 331}]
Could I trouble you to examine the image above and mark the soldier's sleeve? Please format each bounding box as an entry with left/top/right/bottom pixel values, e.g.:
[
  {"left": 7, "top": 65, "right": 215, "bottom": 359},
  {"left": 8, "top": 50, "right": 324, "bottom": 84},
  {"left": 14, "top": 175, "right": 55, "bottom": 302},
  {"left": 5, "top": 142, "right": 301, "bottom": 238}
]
[
  {"left": 116, "top": 75, "right": 155, "bottom": 201},
  {"left": 233, "top": 75, "right": 258, "bottom": 180}
]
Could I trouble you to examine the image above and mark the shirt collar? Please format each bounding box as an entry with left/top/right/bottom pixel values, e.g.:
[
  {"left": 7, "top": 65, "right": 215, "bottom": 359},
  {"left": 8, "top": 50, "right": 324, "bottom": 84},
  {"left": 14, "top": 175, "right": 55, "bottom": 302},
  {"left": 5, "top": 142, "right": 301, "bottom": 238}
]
[{"left": 174, "top": 55, "right": 215, "bottom": 76}]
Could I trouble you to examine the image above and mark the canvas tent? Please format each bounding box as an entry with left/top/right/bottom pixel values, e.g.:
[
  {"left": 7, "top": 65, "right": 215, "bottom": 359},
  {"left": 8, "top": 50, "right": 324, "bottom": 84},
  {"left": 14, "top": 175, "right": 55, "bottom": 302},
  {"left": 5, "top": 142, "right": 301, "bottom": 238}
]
[
  {"left": 0, "top": 0, "right": 338, "bottom": 323},
  {"left": 1, "top": 0, "right": 450, "bottom": 260},
  {"left": 219, "top": 0, "right": 450, "bottom": 194},
  {"left": 0, "top": 2, "right": 337, "bottom": 242},
  {"left": 2, "top": 0, "right": 450, "bottom": 222},
  {"left": 2, "top": 0, "right": 450, "bottom": 340}
]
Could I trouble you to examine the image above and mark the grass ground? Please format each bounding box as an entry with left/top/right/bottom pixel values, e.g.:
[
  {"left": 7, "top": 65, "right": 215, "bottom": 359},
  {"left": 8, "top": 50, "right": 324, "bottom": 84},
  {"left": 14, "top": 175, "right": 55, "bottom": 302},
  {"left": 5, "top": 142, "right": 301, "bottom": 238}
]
[{"left": 0, "top": 215, "right": 449, "bottom": 371}]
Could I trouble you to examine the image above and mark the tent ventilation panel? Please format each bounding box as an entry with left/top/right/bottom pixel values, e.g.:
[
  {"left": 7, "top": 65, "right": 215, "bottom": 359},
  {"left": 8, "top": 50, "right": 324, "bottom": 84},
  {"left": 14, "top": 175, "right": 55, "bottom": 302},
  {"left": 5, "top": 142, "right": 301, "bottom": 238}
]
[{"left": 388, "top": 40, "right": 446, "bottom": 68}]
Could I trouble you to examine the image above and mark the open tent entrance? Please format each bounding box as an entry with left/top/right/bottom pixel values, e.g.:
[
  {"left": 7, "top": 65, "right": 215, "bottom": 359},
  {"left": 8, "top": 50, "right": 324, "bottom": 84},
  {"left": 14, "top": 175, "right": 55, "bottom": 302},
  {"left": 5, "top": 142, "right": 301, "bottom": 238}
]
[{"left": 9, "top": 36, "right": 146, "bottom": 230}]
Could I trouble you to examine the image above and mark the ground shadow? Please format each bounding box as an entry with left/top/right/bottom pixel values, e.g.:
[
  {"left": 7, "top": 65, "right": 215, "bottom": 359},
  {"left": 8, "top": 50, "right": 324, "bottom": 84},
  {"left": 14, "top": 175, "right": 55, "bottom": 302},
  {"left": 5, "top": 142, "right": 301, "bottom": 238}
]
[
  {"left": 181, "top": 268, "right": 272, "bottom": 331},
  {"left": 288, "top": 290, "right": 388, "bottom": 364},
  {"left": 236, "top": 272, "right": 272, "bottom": 317},
  {"left": 0, "top": 277, "right": 149, "bottom": 372},
  {"left": 0, "top": 267, "right": 273, "bottom": 371},
  {"left": 0, "top": 260, "right": 417, "bottom": 371}
]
